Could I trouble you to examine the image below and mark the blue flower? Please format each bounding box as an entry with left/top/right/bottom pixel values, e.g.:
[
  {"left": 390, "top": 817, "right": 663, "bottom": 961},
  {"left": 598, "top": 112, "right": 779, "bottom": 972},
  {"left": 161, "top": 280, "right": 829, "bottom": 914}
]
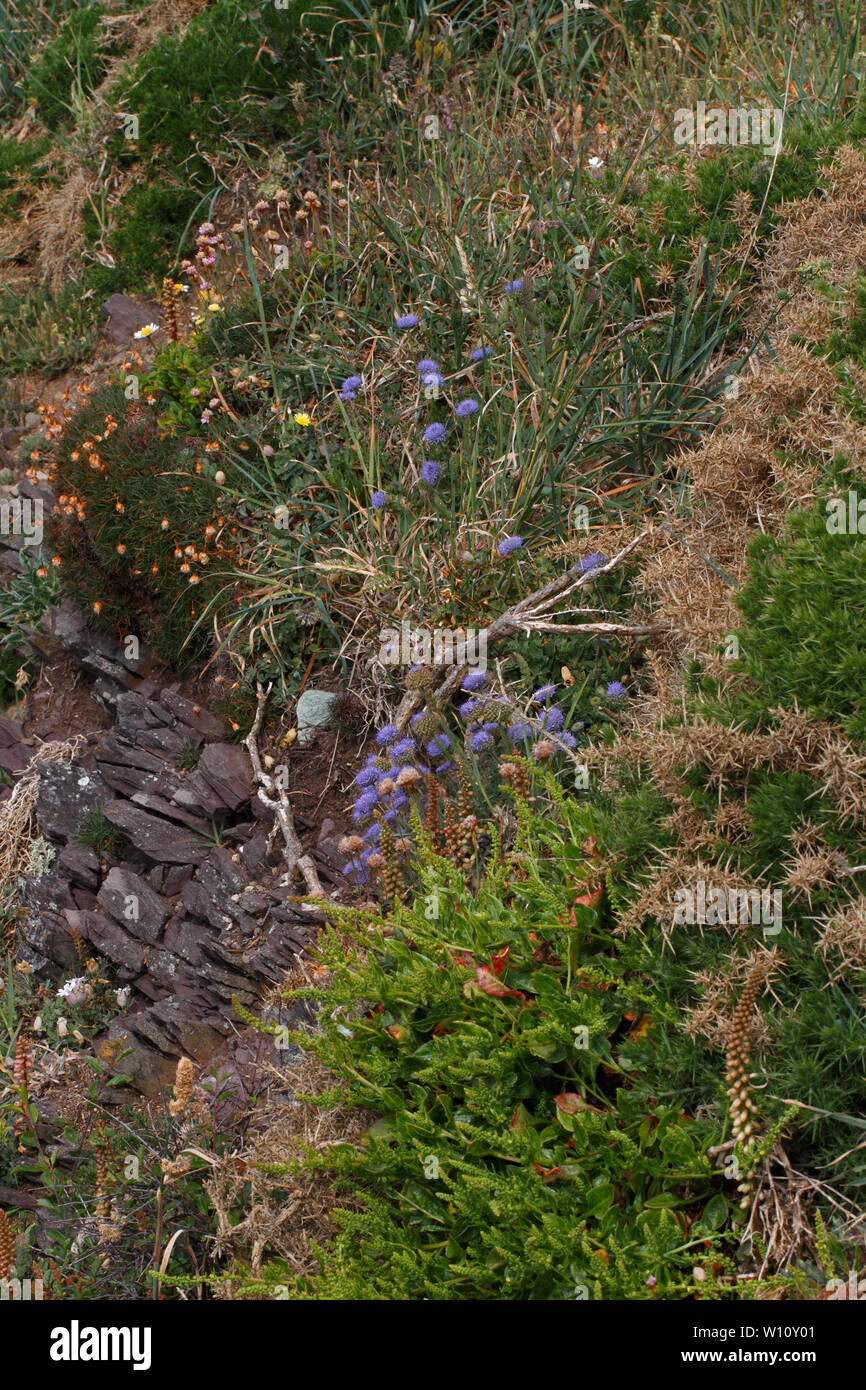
[
  {"left": 396, "top": 314, "right": 419, "bottom": 328},
  {"left": 342, "top": 375, "right": 362, "bottom": 391},
  {"left": 532, "top": 684, "right": 557, "bottom": 704},
  {"left": 471, "top": 346, "right": 493, "bottom": 361},
  {"left": 424, "top": 422, "right": 446, "bottom": 444},
  {"left": 391, "top": 736, "right": 415, "bottom": 759},
  {"left": 411, "top": 710, "right": 426, "bottom": 726},
  {"left": 458, "top": 698, "right": 478, "bottom": 719},
  {"left": 579, "top": 552, "right": 607, "bottom": 573},
  {"left": 504, "top": 278, "right": 524, "bottom": 295},
  {"left": 497, "top": 535, "right": 523, "bottom": 556},
  {"left": 426, "top": 733, "right": 451, "bottom": 757},
  {"left": 559, "top": 731, "right": 577, "bottom": 749},
  {"left": 422, "top": 372, "right": 444, "bottom": 391},
  {"left": 456, "top": 398, "right": 479, "bottom": 418},
  {"left": 606, "top": 680, "right": 628, "bottom": 703},
  {"left": 470, "top": 729, "right": 492, "bottom": 751},
  {"left": 376, "top": 722, "right": 399, "bottom": 745},
  {"left": 371, "top": 490, "right": 386, "bottom": 510},
  {"left": 461, "top": 670, "right": 488, "bottom": 691},
  {"left": 363, "top": 821, "right": 382, "bottom": 841},
  {"left": 417, "top": 359, "right": 439, "bottom": 374},
  {"left": 508, "top": 721, "right": 532, "bottom": 744},
  {"left": 339, "top": 389, "right": 357, "bottom": 401},
  {"left": 421, "top": 459, "right": 440, "bottom": 486},
  {"left": 355, "top": 766, "right": 378, "bottom": 787},
  {"left": 541, "top": 706, "right": 565, "bottom": 732},
  {"left": 352, "top": 789, "right": 379, "bottom": 820}
]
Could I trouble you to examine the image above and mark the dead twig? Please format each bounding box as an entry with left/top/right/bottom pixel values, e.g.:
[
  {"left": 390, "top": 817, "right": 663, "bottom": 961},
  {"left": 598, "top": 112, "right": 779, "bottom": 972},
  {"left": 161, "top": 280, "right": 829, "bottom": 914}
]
[{"left": 244, "top": 683, "right": 326, "bottom": 899}]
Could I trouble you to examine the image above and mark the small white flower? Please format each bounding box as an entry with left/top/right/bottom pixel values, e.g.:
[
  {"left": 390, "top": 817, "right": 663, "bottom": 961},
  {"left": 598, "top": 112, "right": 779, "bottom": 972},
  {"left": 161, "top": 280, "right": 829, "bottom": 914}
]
[
  {"left": 115, "top": 987, "right": 131, "bottom": 1008},
  {"left": 56, "top": 1017, "right": 68, "bottom": 1038},
  {"left": 57, "top": 976, "right": 90, "bottom": 1006},
  {"left": 133, "top": 322, "right": 160, "bottom": 339}
]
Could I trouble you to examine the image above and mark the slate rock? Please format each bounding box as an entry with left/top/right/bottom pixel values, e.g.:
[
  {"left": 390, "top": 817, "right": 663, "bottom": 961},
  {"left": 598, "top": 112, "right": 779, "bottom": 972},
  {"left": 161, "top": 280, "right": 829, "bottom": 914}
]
[
  {"left": 64, "top": 909, "right": 145, "bottom": 979},
  {"left": 159, "top": 687, "right": 223, "bottom": 739},
  {"left": 195, "top": 743, "right": 253, "bottom": 810},
  {"left": 96, "top": 867, "right": 168, "bottom": 943},
  {"left": 36, "top": 763, "right": 110, "bottom": 844},
  {"left": 102, "top": 800, "right": 207, "bottom": 864},
  {"left": 57, "top": 845, "right": 100, "bottom": 889},
  {"left": 101, "top": 294, "right": 162, "bottom": 347}
]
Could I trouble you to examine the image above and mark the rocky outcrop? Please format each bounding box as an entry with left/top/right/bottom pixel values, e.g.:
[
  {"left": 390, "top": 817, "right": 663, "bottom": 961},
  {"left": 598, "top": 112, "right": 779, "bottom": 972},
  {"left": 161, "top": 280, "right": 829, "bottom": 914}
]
[{"left": 17, "top": 670, "right": 338, "bottom": 1097}]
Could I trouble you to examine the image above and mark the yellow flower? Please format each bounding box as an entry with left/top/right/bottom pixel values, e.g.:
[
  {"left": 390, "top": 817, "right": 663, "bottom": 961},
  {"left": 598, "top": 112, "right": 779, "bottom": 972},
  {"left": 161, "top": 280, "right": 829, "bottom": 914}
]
[{"left": 294, "top": 412, "right": 312, "bottom": 427}]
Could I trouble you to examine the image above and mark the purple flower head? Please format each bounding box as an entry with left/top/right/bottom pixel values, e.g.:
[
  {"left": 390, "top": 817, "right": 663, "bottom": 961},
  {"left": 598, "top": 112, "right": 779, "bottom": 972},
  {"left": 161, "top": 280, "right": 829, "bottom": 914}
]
[
  {"left": 417, "top": 359, "right": 439, "bottom": 375},
  {"left": 470, "top": 729, "right": 492, "bottom": 751},
  {"left": 411, "top": 710, "right": 426, "bottom": 727},
  {"left": 456, "top": 398, "right": 479, "bottom": 418},
  {"left": 461, "top": 670, "right": 488, "bottom": 692},
  {"left": 376, "top": 722, "right": 399, "bottom": 745},
  {"left": 532, "top": 684, "right": 557, "bottom": 704},
  {"left": 471, "top": 346, "right": 493, "bottom": 361},
  {"left": 342, "top": 375, "right": 362, "bottom": 391},
  {"left": 606, "top": 680, "right": 628, "bottom": 703},
  {"left": 352, "top": 789, "right": 379, "bottom": 821},
  {"left": 422, "top": 372, "right": 444, "bottom": 391},
  {"left": 504, "top": 278, "right": 524, "bottom": 295},
  {"left": 458, "top": 698, "right": 478, "bottom": 719},
  {"left": 579, "top": 552, "right": 607, "bottom": 573},
  {"left": 426, "top": 733, "right": 451, "bottom": 758},
  {"left": 364, "top": 821, "right": 382, "bottom": 841},
  {"left": 508, "top": 721, "right": 532, "bottom": 744},
  {"left": 355, "top": 765, "right": 378, "bottom": 788},
  {"left": 391, "top": 737, "right": 415, "bottom": 759},
  {"left": 541, "top": 706, "right": 565, "bottom": 733},
  {"left": 396, "top": 314, "right": 419, "bottom": 329},
  {"left": 421, "top": 459, "right": 440, "bottom": 486},
  {"left": 371, "top": 490, "right": 386, "bottom": 510},
  {"left": 497, "top": 535, "right": 523, "bottom": 556},
  {"left": 339, "top": 390, "right": 357, "bottom": 401},
  {"left": 424, "top": 422, "right": 446, "bottom": 445},
  {"left": 559, "top": 731, "right": 577, "bottom": 749}
]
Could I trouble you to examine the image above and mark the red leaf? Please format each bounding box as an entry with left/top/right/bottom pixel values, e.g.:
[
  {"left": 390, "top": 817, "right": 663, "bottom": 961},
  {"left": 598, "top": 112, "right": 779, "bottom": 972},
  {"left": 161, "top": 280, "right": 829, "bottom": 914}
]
[
  {"left": 490, "top": 946, "right": 510, "bottom": 977},
  {"left": 554, "top": 1092, "right": 583, "bottom": 1115},
  {"left": 473, "top": 966, "right": 524, "bottom": 998}
]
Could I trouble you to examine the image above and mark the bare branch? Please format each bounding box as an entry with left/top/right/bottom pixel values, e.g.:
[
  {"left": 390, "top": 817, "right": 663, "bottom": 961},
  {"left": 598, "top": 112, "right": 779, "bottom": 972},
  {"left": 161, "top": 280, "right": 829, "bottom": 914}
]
[{"left": 244, "top": 683, "right": 326, "bottom": 899}]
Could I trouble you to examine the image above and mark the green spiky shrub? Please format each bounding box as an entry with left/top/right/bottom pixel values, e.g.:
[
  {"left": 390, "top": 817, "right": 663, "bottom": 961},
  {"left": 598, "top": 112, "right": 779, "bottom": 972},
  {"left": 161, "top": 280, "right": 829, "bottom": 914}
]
[{"left": 243, "top": 780, "right": 810, "bottom": 1301}]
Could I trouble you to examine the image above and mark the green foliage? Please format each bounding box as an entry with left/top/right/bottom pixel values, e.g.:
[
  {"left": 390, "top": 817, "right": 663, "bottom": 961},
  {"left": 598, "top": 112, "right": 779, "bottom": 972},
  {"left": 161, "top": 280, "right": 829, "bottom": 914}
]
[
  {"left": 263, "top": 785, "right": 793, "bottom": 1300},
  {"left": 21, "top": 2, "right": 110, "bottom": 129},
  {"left": 48, "top": 384, "right": 229, "bottom": 666},
  {"left": 0, "top": 284, "right": 99, "bottom": 377},
  {"left": 76, "top": 808, "right": 123, "bottom": 855}
]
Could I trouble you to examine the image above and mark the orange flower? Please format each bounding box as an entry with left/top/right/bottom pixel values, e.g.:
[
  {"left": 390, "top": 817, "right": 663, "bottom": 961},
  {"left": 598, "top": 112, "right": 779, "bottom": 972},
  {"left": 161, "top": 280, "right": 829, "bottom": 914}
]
[{"left": 93, "top": 601, "right": 102, "bottom": 614}]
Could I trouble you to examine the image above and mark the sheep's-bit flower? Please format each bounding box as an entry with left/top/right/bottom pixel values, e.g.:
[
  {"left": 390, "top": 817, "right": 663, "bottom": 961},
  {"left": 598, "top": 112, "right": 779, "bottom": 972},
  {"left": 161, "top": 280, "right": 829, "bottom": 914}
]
[
  {"left": 504, "top": 278, "right": 524, "bottom": 294},
  {"left": 456, "top": 398, "right": 479, "bottom": 418},
  {"left": 605, "top": 680, "right": 628, "bottom": 703},
  {"left": 342, "top": 375, "right": 362, "bottom": 391},
  {"left": 421, "top": 458, "right": 440, "bottom": 485},
  {"left": 395, "top": 313, "right": 419, "bottom": 328},
  {"left": 376, "top": 723, "right": 399, "bottom": 745},
  {"left": 579, "top": 552, "right": 607, "bottom": 573},
  {"left": 371, "top": 490, "right": 386, "bottom": 510},
  {"left": 424, "top": 422, "right": 446, "bottom": 444},
  {"left": 471, "top": 346, "right": 493, "bottom": 361},
  {"left": 533, "top": 684, "right": 557, "bottom": 704},
  {"left": 417, "top": 359, "right": 439, "bottom": 374},
  {"left": 497, "top": 535, "right": 523, "bottom": 556},
  {"left": 461, "top": 670, "right": 488, "bottom": 692}
]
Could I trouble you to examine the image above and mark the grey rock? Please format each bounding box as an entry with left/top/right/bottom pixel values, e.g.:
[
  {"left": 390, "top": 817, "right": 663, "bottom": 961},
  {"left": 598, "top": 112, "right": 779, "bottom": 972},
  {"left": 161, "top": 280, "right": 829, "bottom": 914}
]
[
  {"left": 102, "top": 800, "right": 208, "bottom": 864},
  {"left": 36, "top": 763, "right": 111, "bottom": 844},
  {"left": 101, "top": 294, "right": 162, "bottom": 347},
  {"left": 64, "top": 909, "right": 145, "bottom": 979},
  {"left": 97, "top": 867, "right": 168, "bottom": 943},
  {"left": 296, "top": 688, "right": 337, "bottom": 744},
  {"left": 195, "top": 742, "right": 253, "bottom": 810}
]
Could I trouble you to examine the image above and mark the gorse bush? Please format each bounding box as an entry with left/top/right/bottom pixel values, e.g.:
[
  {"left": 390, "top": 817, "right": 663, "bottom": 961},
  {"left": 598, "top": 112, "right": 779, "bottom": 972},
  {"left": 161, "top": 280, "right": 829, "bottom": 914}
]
[{"left": 257, "top": 778, "right": 808, "bottom": 1300}]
